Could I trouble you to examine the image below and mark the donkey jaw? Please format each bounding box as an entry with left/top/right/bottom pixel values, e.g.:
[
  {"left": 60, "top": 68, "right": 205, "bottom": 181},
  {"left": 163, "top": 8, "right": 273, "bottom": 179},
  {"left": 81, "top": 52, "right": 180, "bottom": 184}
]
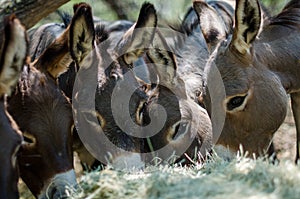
[{"left": 37, "top": 169, "right": 77, "bottom": 199}]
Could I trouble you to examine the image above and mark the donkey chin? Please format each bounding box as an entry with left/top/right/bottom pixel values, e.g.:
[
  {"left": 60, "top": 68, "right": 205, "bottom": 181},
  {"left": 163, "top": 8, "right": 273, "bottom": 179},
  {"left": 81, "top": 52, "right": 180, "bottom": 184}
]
[{"left": 37, "top": 169, "right": 77, "bottom": 199}]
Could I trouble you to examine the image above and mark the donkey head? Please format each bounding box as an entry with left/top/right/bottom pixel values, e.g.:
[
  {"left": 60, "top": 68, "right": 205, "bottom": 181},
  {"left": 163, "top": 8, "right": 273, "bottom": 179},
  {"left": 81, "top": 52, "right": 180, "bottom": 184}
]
[
  {"left": 144, "top": 29, "right": 212, "bottom": 164},
  {"left": 89, "top": 2, "right": 157, "bottom": 167},
  {"left": 7, "top": 3, "right": 94, "bottom": 198},
  {"left": 203, "top": 0, "right": 288, "bottom": 156},
  {"left": 0, "top": 15, "right": 27, "bottom": 199}
]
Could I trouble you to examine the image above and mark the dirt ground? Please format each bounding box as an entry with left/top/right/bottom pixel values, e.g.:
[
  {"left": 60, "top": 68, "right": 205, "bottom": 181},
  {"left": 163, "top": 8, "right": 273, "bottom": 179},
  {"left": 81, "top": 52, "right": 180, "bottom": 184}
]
[{"left": 273, "top": 101, "right": 297, "bottom": 161}]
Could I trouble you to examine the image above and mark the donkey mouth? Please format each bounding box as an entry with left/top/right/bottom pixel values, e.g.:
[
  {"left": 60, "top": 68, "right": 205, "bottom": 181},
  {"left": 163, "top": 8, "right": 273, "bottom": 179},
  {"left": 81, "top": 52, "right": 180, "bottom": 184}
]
[{"left": 38, "top": 169, "right": 77, "bottom": 199}]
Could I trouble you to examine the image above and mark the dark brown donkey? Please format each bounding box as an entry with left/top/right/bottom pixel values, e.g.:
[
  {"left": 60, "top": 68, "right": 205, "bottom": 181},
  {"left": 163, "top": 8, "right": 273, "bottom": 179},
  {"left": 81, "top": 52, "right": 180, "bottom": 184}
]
[
  {"left": 0, "top": 15, "right": 27, "bottom": 199},
  {"left": 27, "top": 3, "right": 156, "bottom": 169},
  {"left": 73, "top": 2, "right": 158, "bottom": 169},
  {"left": 7, "top": 3, "right": 95, "bottom": 198},
  {"left": 202, "top": 0, "right": 300, "bottom": 161},
  {"left": 80, "top": 4, "right": 213, "bottom": 165},
  {"left": 26, "top": 13, "right": 143, "bottom": 169}
]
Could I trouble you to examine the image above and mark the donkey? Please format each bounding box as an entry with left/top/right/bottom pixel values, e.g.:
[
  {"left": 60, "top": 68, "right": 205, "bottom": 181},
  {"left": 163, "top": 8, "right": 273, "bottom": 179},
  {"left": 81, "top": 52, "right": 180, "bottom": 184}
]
[
  {"left": 143, "top": 28, "right": 213, "bottom": 164},
  {"left": 201, "top": 0, "right": 300, "bottom": 161},
  {"left": 72, "top": 2, "right": 212, "bottom": 167},
  {"left": 72, "top": 2, "right": 160, "bottom": 169},
  {"left": 26, "top": 9, "right": 148, "bottom": 170},
  {"left": 0, "top": 15, "right": 27, "bottom": 199},
  {"left": 7, "top": 3, "right": 95, "bottom": 198}
]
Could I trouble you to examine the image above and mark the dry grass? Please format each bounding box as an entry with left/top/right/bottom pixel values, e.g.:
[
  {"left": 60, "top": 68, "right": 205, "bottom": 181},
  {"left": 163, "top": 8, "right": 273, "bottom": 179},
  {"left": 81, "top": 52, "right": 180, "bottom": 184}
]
[
  {"left": 67, "top": 153, "right": 300, "bottom": 199},
  {"left": 19, "top": 104, "right": 299, "bottom": 198},
  {"left": 19, "top": 151, "right": 300, "bottom": 199}
]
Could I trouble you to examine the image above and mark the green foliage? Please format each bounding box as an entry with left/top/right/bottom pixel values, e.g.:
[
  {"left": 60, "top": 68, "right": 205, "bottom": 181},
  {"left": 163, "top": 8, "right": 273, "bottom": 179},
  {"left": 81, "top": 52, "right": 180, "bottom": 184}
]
[
  {"left": 261, "top": 0, "right": 289, "bottom": 15},
  {"left": 34, "top": 0, "right": 290, "bottom": 28}
]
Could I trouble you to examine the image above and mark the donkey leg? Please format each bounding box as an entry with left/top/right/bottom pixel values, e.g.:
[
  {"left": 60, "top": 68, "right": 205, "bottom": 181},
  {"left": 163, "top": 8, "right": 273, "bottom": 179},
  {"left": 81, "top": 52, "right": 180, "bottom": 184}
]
[
  {"left": 291, "top": 92, "right": 300, "bottom": 163},
  {"left": 267, "top": 141, "right": 278, "bottom": 164}
]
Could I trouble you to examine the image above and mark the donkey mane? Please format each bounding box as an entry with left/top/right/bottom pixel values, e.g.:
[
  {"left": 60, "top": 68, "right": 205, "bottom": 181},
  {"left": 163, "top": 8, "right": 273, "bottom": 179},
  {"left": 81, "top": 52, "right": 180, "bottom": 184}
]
[
  {"left": 201, "top": 41, "right": 224, "bottom": 93},
  {"left": 95, "top": 24, "right": 110, "bottom": 44},
  {"left": 16, "top": 66, "right": 70, "bottom": 107},
  {"left": 55, "top": 10, "right": 72, "bottom": 28}
]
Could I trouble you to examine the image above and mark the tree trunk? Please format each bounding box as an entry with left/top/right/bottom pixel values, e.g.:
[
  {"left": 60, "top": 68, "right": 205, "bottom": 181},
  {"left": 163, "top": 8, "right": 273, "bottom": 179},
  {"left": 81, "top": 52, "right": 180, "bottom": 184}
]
[{"left": 0, "top": 0, "right": 70, "bottom": 31}]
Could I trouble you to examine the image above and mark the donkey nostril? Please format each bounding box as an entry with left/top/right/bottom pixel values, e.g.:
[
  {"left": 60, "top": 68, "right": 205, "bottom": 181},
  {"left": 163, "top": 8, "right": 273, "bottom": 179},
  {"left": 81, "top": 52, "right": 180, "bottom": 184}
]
[
  {"left": 136, "top": 101, "right": 147, "bottom": 125},
  {"left": 96, "top": 111, "right": 106, "bottom": 129},
  {"left": 49, "top": 186, "right": 57, "bottom": 198}
]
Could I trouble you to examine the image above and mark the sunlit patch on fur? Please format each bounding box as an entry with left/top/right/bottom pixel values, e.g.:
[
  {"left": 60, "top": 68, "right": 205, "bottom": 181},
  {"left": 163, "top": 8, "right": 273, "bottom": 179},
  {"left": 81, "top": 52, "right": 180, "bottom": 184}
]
[
  {"left": 135, "top": 100, "right": 147, "bottom": 125},
  {"left": 96, "top": 111, "right": 106, "bottom": 129},
  {"left": 11, "top": 144, "right": 21, "bottom": 169}
]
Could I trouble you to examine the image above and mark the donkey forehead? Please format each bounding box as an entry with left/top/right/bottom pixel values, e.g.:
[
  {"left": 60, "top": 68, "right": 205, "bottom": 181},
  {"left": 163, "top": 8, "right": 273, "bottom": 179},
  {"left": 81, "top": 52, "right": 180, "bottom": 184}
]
[
  {"left": 96, "top": 79, "right": 147, "bottom": 109},
  {"left": 22, "top": 108, "right": 72, "bottom": 144},
  {"left": 13, "top": 70, "right": 73, "bottom": 133}
]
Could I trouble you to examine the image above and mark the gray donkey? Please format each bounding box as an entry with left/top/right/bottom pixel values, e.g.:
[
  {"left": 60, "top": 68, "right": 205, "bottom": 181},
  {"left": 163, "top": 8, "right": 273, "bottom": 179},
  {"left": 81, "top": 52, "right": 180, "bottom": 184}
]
[
  {"left": 202, "top": 0, "right": 300, "bottom": 162},
  {"left": 144, "top": 28, "right": 213, "bottom": 164}
]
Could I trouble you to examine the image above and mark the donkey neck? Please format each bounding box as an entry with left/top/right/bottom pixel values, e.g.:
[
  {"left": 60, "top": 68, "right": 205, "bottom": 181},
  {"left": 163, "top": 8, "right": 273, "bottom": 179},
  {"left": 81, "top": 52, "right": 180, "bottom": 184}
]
[
  {"left": 254, "top": 31, "right": 300, "bottom": 93},
  {"left": 253, "top": 1, "right": 300, "bottom": 93}
]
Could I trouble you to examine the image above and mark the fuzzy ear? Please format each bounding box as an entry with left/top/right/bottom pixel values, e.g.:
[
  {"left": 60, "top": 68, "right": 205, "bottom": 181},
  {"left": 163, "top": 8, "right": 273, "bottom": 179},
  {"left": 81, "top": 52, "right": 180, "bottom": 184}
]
[
  {"left": 70, "top": 3, "right": 95, "bottom": 65},
  {"left": 193, "top": 0, "right": 227, "bottom": 50},
  {"left": 146, "top": 30, "right": 177, "bottom": 86},
  {"left": 0, "top": 15, "right": 28, "bottom": 96},
  {"left": 117, "top": 2, "right": 157, "bottom": 65},
  {"left": 34, "top": 3, "right": 95, "bottom": 79},
  {"left": 231, "top": 0, "right": 261, "bottom": 55},
  {"left": 146, "top": 30, "right": 187, "bottom": 99}
]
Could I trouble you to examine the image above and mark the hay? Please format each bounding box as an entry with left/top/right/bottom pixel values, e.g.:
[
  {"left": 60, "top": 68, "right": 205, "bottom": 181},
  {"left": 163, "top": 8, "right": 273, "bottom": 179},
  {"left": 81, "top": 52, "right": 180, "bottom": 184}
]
[{"left": 70, "top": 153, "right": 300, "bottom": 199}]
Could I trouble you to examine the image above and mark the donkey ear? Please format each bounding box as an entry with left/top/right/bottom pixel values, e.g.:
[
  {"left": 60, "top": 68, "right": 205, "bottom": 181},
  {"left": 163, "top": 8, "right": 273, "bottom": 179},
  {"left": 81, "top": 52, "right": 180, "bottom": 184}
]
[
  {"left": 0, "top": 15, "right": 28, "bottom": 96},
  {"left": 231, "top": 0, "right": 261, "bottom": 54},
  {"left": 117, "top": 2, "right": 157, "bottom": 65},
  {"left": 193, "top": 0, "right": 227, "bottom": 50},
  {"left": 34, "top": 3, "right": 95, "bottom": 79},
  {"left": 70, "top": 3, "right": 95, "bottom": 65},
  {"left": 146, "top": 30, "right": 177, "bottom": 86},
  {"left": 146, "top": 31, "right": 187, "bottom": 99}
]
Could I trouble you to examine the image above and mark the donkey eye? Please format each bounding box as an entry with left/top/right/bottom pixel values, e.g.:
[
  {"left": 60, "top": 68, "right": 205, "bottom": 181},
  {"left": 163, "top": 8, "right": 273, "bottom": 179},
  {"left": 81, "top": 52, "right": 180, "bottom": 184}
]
[
  {"left": 169, "top": 121, "right": 190, "bottom": 141},
  {"left": 23, "top": 132, "right": 36, "bottom": 145},
  {"left": 226, "top": 95, "right": 247, "bottom": 111}
]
